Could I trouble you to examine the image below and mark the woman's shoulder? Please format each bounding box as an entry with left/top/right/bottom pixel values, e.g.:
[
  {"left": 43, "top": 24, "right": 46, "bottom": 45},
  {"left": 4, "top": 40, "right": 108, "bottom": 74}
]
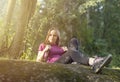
[{"left": 38, "top": 43, "right": 46, "bottom": 51}]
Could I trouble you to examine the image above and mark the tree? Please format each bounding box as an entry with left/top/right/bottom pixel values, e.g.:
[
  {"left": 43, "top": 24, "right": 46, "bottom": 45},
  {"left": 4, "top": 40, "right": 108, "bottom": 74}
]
[
  {"left": 0, "top": 60, "right": 120, "bottom": 82},
  {"left": 8, "top": 0, "right": 37, "bottom": 58},
  {"left": 0, "top": 0, "right": 16, "bottom": 54}
]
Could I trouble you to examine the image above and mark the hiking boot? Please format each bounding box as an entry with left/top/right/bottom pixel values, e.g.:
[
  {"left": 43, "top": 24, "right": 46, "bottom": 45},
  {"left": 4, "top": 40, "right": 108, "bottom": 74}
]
[{"left": 92, "top": 54, "right": 112, "bottom": 74}]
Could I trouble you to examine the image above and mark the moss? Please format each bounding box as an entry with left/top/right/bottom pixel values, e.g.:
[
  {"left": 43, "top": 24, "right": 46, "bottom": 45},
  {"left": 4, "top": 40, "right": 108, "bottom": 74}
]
[
  {"left": 49, "top": 64, "right": 85, "bottom": 82},
  {"left": 102, "top": 68, "right": 120, "bottom": 82},
  {"left": 0, "top": 59, "right": 120, "bottom": 82}
]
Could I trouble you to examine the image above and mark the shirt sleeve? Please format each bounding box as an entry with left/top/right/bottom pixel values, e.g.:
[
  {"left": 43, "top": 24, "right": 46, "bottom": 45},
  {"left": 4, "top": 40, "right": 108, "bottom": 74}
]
[{"left": 38, "top": 43, "right": 45, "bottom": 51}]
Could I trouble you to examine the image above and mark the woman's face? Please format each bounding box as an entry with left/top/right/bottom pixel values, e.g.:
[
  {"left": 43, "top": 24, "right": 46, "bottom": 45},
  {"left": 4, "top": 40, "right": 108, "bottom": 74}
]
[{"left": 48, "top": 30, "right": 58, "bottom": 45}]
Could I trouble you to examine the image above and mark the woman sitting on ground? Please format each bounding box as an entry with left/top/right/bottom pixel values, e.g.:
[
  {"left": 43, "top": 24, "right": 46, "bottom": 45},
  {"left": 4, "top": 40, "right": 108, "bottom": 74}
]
[
  {"left": 36, "top": 27, "right": 67, "bottom": 63},
  {"left": 36, "top": 27, "right": 112, "bottom": 74}
]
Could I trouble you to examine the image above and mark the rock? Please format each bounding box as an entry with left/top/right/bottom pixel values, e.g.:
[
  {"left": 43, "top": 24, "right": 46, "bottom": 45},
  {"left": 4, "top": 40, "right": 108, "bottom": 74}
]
[{"left": 0, "top": 59, "right": 120, "bottom": 82}]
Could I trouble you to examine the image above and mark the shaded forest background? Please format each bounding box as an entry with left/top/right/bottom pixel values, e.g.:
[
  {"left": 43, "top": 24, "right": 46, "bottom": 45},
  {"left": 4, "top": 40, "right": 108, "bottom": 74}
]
[{"left": 0, "top": 0, "right": 120, "bottom": 67}]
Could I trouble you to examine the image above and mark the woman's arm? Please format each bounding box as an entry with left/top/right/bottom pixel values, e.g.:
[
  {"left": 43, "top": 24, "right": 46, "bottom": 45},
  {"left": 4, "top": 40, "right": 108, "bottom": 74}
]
[
  {"left": 36, "top": 50, "right": 47, "bottom": 62},
  {"left": 36, "top": 45, "right": 51, "bottom": 62}
]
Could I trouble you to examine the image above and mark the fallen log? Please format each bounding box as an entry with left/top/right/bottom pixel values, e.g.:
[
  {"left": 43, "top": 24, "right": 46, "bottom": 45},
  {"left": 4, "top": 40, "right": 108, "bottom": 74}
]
[{"left": 0, "top": 59, "right": 120, "bottom": 82}]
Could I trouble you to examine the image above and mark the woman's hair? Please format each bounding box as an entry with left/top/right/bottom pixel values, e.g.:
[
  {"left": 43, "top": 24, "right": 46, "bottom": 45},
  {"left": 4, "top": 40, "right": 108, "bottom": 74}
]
[{"left": 44, "top": 27, "right": 60, "bottom": 45}]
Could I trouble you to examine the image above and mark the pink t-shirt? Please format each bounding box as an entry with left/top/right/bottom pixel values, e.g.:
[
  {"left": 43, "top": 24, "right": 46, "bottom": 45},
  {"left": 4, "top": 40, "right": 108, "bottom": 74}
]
[{"left": 38, "top": 43, "right": 65, "bottom": 63}]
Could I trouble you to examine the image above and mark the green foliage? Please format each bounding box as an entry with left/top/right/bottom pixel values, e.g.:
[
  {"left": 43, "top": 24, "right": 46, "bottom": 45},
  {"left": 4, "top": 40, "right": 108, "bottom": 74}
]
[
  {"left": 88, "top": 0, "right": 120, "bottom": 67},
  {"left": 93, "top": 39, "right": 108, "bottom": 56},
  {"left": 104, "top": 0, "right": 120, "bottom": 54},
  {"left": 111, "top": 55, "right": 120, "bottom": 67},
  {"left": 79, "top": 0, "right": 104, "bottom": 14}
]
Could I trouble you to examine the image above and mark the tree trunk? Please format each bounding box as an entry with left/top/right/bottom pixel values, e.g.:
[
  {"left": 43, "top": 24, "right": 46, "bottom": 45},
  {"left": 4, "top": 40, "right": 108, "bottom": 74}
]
[
  {"left": 9, "top": 0, "right": 37, "bottom": 58},
  {"left": 0, "top": 59, "right": 120, "bottom": 82},
  {"left": 0, "top": 0, "right": 16, "bottom": 54}
]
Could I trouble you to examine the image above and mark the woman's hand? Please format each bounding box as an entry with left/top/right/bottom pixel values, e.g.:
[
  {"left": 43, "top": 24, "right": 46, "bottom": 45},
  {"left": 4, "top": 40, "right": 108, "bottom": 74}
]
[
  {"left": 61, "top": 46, "right": 68, "bottom": 52},
  {"left": 44, "top": 45, "right": 51, "bottom": 52},
  {"left": 36, "top": 45, "right": 51, "bottom": 62}
]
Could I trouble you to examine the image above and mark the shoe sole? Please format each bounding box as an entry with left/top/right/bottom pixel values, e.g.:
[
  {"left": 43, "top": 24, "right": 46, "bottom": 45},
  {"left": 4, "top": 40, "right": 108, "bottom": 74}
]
[{"left": 95, "top": 54, "right": 112, "bottom": 73}]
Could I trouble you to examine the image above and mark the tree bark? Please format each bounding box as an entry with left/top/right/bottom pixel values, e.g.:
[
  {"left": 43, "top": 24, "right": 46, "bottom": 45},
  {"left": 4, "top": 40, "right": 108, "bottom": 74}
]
[
  {"left": 9, "top": 0, "right": 37, "bottom": 58},
  {"left": 0, "top": 59, "right": 120, "bottom": 82},
  {"left": 0, "top": 0, "right": 16, "bottom": 53}
]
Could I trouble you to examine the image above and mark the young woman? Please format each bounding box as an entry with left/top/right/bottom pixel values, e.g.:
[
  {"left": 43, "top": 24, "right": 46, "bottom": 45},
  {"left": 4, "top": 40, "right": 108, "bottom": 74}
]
[
  {"left": 36, "top": 27, "right": 67, "bottom": 63},
  {"left": 36, "top": 28, "right": 112, "bottom": 73},
  {"left": 56, "top": 37, "right": 112, "bottom": 74}
]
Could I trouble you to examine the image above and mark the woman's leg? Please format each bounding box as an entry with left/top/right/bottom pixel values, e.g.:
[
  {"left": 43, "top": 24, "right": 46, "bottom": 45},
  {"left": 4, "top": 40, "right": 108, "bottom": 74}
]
[
  {"left": 55, "top": 50, "right": 73, "bottom": 64},
  {"left": 69, "top": 51, "right": 89, "bottom": 65},
  {"left": 56, "top": 50, "right": 89, "bottom": 65}
]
